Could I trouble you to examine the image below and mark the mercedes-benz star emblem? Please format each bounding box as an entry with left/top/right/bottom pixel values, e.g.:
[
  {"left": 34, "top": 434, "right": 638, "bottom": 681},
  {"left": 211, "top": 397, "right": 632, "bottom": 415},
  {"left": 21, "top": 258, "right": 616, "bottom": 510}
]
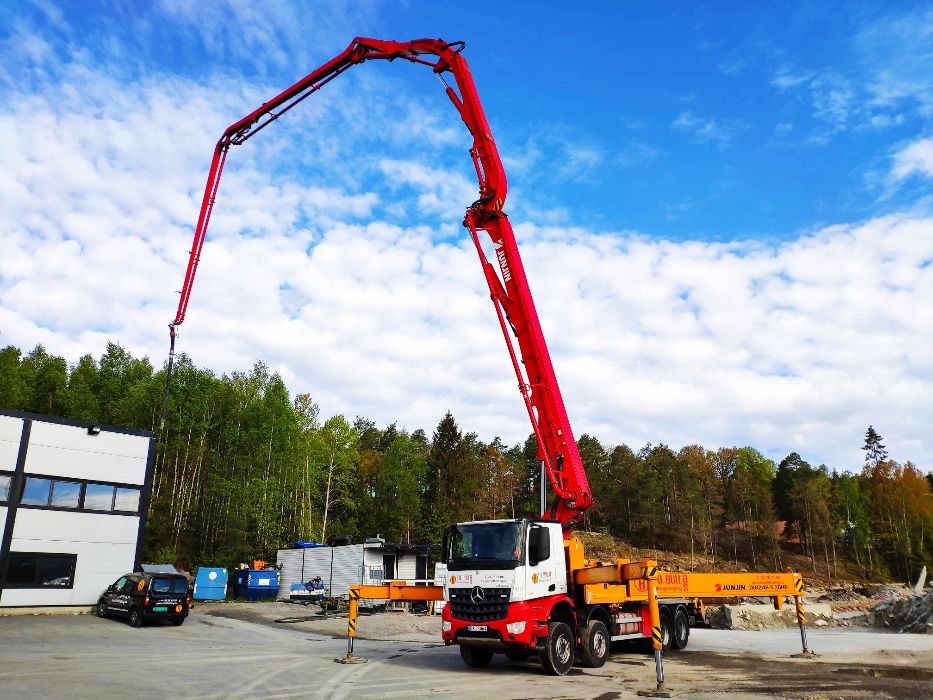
[{"left": 470, "top": 586, "right": 485, "bottom": 604}]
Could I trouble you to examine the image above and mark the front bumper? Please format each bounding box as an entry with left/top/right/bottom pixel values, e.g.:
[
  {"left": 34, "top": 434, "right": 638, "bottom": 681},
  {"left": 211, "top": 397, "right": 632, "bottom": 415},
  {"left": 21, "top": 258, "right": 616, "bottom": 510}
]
[{"left": 441, "top": 599, "right": 550, "bottom": 649}]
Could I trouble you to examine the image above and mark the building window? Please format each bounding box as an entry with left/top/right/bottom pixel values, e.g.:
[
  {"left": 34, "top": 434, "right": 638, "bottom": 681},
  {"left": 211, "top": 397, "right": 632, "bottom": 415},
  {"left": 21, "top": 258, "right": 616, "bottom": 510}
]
[
  {"left": 16, "top": 476, "right": 141, "bottom": 515},
  {"left": 21, "top": 477, "right": 52, "bottom": 506},
  {"left": 50, "top": 480, "right": 81, "bottom": 509},
  {"left": 84, "top": 484, "right": 115, "bottom": 511},
  {"left": 114, "top": 487, "right": 140, "bottom": 513},
  {"left": 5, "top": 552, "right": 77, "bottom": 589},
  {"left": 0, "top": 472, "right": 11, "bottom": 503}
]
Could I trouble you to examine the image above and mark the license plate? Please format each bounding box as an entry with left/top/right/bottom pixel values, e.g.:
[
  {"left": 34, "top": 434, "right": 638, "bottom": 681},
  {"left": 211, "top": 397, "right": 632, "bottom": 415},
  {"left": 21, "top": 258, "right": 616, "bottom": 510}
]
[
  {"left": 152, "top": 606, "right": 168, "bottom": 612},
  {"left": 466, "top": 625, "right": 487, "bottom": 632}
]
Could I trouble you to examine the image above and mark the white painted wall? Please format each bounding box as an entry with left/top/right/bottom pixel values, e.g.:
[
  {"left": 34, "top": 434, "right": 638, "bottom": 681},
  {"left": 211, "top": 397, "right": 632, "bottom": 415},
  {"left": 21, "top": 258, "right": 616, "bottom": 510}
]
[
  {"left": 25, "top": 422, "right": 147, "bottom": 485},
  {"left": 2, "top": 509, "right": 139, "bottom": 607},
  {"left": 0, "top": 415, "right": 22, "bottom": 470}
]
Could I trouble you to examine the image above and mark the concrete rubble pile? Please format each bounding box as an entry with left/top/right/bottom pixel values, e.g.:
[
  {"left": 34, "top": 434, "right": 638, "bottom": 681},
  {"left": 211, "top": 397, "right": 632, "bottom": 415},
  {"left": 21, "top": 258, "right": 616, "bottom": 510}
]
[
  {"left": 705, "top": 583, "right": 933, "bottom": 632},
  {"left": 705, "top": 601, "right": 832, "bottom": 630},
  {"left": 871, "top": 590, "right": 933, "bottom": 634}
]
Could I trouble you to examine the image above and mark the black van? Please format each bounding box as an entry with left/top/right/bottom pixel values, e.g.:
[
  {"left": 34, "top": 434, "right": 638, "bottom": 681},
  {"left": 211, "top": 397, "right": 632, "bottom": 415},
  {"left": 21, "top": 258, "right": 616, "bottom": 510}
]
[{"left": 96, "top": 572, "right": 190, "bottom": 627}]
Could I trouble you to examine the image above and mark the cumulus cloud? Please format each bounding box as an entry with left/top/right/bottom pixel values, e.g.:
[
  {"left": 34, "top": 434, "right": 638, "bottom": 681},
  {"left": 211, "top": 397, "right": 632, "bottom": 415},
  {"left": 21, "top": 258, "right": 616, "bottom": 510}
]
[{"left": 1, "top": 7, "right": 931, "bottom": 473}]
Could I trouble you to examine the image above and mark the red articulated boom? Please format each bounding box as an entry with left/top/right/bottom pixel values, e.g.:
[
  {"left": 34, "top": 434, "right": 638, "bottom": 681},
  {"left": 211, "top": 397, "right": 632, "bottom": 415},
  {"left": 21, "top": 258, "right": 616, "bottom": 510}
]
[
  {"left": 165, "top": 37, "right": 592, "bottom": 530},
  {"left": 168, "top": 39, "right": 812, "bottom": 682}
]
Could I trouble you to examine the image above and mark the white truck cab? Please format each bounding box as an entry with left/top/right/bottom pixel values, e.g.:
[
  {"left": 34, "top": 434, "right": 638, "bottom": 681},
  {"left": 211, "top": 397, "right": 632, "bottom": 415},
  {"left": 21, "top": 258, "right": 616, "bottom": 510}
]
[{"left": 441, "top": 519, "right": 576, "bottom": 673}]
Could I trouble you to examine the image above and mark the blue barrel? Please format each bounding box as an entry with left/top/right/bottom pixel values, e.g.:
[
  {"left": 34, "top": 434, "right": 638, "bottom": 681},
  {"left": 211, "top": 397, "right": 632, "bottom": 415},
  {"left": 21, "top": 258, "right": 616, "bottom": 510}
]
[
  {"left": 193, "top": 567, "right": 228, "bottom": 600},
  {"left": 232, "top": 569, "right": 280, "bottom": 601}
]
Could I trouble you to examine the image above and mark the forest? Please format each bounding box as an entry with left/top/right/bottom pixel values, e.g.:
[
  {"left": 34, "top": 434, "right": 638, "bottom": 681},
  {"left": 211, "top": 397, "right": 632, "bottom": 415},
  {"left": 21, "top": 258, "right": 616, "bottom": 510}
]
[{"left": 1, "top": 342, "right": 931, "bottom": 583}]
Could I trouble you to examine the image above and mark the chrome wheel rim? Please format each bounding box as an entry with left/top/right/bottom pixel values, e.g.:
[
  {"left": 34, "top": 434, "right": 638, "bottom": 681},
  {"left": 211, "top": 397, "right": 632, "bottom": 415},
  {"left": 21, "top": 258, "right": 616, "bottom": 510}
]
[
  {"left": 555, "top": 634, "right": 572, "bottom": 664},
  {"left": 594, "top": 631, "right": 607, "bottom": 658}
]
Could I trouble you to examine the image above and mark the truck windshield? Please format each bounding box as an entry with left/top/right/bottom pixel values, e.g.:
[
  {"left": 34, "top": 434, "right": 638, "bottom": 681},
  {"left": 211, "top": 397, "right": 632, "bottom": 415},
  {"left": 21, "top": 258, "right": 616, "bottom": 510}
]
[{"left": 447, "top": 521, "right": 524, "bottom": 571}]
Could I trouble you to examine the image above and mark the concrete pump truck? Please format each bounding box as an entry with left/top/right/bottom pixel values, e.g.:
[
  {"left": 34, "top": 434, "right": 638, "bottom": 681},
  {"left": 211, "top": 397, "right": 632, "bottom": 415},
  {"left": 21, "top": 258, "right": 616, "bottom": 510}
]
[{"left": 166, "top": 37, "right": 812, "bottom": 680}]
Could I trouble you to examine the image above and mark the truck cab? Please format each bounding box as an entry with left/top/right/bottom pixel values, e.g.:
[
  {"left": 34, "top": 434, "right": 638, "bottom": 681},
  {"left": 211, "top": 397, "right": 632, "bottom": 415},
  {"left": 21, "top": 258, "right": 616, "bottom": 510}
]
[{"left": 441, "top": 519, "right": 577, "bottom": 673}]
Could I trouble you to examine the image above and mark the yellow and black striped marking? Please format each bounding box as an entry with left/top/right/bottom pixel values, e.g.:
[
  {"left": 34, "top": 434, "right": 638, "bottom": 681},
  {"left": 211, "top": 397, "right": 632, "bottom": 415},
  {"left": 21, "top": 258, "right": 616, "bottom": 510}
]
[
  {"left": 348, "top": 619, "right": 356, "bottom": 633},
  {"left": 651, "top": 626, "right": 663, "bottom": 645},
  {"left": 644, "top": 566, "right": 658, "bottom": 578},
  {"left": 795, "top": 579, "right": 804, "bottom": 593},
  {"left": 350, "top": 589, "right": 360, "bottom": 599}
]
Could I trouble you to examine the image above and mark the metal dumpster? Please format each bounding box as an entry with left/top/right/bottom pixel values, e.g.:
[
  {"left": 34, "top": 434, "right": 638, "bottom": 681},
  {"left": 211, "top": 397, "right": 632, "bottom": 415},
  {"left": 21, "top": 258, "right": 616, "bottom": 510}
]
[
  {"left": 232, "top": 569, "right": 280, "bottom": 601},
  {"left": 193, "top": 567, "right": 228, "bottom": 600}
]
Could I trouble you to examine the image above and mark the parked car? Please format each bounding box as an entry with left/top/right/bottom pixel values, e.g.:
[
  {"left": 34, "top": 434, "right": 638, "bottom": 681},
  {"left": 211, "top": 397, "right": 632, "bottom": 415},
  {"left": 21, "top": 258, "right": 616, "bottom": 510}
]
[{"left": 96, "top": 572, "right": 190, "bottom": 627}]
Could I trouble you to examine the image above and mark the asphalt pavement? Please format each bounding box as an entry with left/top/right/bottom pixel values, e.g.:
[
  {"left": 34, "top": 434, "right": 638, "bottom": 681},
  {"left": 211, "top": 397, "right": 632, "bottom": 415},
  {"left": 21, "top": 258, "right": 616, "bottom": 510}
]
[{"left": 0, "top": 611, "right": 930, "bottom": 699}]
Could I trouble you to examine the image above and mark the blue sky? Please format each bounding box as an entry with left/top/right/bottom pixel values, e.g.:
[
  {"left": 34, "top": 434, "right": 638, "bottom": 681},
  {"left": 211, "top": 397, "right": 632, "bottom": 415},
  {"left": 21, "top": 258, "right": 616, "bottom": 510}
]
[
  {"left": 8, "top": 1, "right": 931, "bottom": 238},
  {"left": 1, "top": 1, "right": 931, "bottom": 469}
]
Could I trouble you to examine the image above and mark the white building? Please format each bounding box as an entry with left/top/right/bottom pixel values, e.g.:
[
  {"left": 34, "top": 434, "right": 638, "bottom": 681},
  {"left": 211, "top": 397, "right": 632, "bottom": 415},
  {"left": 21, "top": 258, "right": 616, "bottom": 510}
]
[{"left": 0, "top": 410, "right": 154, "bottom": 610}]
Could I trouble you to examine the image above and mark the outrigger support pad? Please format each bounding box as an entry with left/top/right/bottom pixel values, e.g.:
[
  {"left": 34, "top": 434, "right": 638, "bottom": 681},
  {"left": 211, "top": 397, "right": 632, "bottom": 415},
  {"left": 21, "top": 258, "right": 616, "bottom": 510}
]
[
  {"left": 334, "top": 636, "right": 368, "bottom": 664},
  {"left": 636, "top": 648, "right": 673, "bottom": 697}
]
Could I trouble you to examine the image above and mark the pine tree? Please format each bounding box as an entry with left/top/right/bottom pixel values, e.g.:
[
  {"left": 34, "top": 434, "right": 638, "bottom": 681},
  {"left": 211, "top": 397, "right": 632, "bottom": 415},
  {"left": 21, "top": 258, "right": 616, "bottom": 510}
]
[{"left": 862, "top": 426, "right": 888, "bottom": 466}]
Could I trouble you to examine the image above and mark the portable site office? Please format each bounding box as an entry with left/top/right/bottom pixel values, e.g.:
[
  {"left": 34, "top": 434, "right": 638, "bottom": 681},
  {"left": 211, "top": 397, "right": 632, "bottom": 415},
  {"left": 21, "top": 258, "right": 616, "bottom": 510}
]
[
  {"left": 0, "top": 410, "right": 154, "bottom": 611},
  {"left": 276, "top": 541, "right": 434, "bottom": 605}
]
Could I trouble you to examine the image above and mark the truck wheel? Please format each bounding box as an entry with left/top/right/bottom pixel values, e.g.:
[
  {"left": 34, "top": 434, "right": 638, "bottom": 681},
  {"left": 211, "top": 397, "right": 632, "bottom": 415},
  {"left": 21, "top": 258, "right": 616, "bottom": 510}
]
[
  {"left": 96, "top": 601, "right": 108, "bottom": 619},
  {"left": 129, "top": 607, "right": 143, "bottom": 628},
  {"left": 659, "top": 609, "right": 672, "bottom": 653},
  {"left": 580, "top": 619, "right": 609, "bottom": 668},
  {"left": 672, "top": 608, "right": 689, "bottom": 650},
  {"left": 541, "top": 621, "right": 575, "bottom": 676},
  {"left": 459, "top": 645, "right": 494, "bottom": 668}
]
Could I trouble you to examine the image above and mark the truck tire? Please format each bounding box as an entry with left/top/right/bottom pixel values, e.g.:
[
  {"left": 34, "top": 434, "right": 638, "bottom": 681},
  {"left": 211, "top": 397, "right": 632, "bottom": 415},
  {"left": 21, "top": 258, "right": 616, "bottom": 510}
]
[
  {"left": 659, "top": 609, "right": 672, "bottom": 654},
  {"left": 129, "top": 607, "right": 143, "bottom": 628},
  {"left": 541, "top": 621, "right": 575, "bottom": 676},
  {"left": 579, "top": 619, "right": 609, "bottom": 668},
  {"left": 672, "top": 607, "right": 689, "bottom": 650},
  {"left": 459, "top": 645, "right": 494, "bottom": 668}
]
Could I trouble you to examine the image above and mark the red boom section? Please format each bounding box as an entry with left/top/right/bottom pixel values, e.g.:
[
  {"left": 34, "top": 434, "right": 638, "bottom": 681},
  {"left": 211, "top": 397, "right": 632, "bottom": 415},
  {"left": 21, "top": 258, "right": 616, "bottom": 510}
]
[{"left": 169, "top": 37, "right": 592, "bottom": 527}]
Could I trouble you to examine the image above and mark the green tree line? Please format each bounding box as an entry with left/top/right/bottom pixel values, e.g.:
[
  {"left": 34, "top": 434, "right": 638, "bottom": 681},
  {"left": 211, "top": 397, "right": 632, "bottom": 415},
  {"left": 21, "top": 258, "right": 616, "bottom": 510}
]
[{"left": 1, "top": 343, "right": 930, "bottom": 581}]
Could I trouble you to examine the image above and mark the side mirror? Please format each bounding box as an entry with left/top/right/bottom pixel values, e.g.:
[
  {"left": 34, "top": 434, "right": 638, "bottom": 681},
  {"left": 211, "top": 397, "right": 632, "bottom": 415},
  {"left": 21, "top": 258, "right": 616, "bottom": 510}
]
[
  {"left": 108, "top": 585, "right": 116, "bottom": 592},
  {"left": 441, "top": 525, "right": 452, "bottom": 564},
  {"left": 528, "top": 525, "right": 551, "bottom": 566}
]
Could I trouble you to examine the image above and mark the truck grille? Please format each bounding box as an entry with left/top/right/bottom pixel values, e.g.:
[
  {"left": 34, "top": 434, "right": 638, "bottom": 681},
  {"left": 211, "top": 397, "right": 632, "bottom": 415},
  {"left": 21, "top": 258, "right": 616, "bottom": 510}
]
[{"left": 449, "top": 587, "right": 510, "bottom": 622}]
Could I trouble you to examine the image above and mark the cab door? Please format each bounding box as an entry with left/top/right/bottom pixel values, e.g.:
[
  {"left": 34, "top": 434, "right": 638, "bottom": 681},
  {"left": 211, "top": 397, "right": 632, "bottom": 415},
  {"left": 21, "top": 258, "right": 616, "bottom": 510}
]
[
  {"left": 525, "top": 523, "right": 565, "bottom": 600},
  {"left": 102, "top": 576, "right": 126, "bottom": 613},
  {"left": 114, "top": 576, "right": 139, "bottom": 616}
]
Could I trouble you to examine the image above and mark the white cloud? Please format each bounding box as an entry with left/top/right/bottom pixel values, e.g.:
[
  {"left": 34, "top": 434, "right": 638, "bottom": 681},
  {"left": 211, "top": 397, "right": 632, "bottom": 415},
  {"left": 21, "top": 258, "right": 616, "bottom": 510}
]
[
  {"left": 890, "top": 137, "right": 933, "bottom": 183},
  {"left": 1, "top": 11, "right": 931, "bottom": 473},
  {"left": 770, "top": 66, "right": 814, "bottom": 90},
  {"left": 717, "top": 58, "right": 747, "bottom": 76},
  {"left": 499, "top": 131, "right": 606, "bottom": 184},
  {"left": 856, "top": 7, "right": 933, "bottom": 116},
  {"left": 672, "top": 111, "right": 748, "bottom": 148},
  {"left": 155, "top": 0, "right": 379, "bottom": 74},
  {"left": 768, "top": 7, "right": 933, "bottom": 137}
]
